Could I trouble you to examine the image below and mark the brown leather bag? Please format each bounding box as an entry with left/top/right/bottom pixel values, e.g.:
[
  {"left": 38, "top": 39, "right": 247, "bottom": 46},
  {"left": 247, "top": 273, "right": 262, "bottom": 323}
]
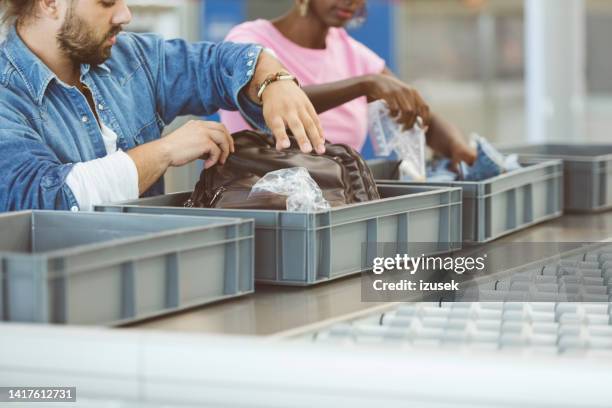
[{"left": 185, "top": 130, "right": 380, "bottom": 209}]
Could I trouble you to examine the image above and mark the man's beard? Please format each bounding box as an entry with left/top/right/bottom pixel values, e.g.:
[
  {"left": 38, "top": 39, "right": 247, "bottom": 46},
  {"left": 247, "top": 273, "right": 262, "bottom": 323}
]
[{"left": 57, "top": 6, "right": 122, "bottom": 66}]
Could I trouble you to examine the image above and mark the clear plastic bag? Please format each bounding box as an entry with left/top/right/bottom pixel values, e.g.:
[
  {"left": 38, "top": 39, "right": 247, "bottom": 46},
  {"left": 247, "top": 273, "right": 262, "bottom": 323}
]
[
  {"left": 368, "top": 100, "right": 427, "bottom": 181},
  {"left": 249, "top": 167, "right": 330, "bottom": 212}
]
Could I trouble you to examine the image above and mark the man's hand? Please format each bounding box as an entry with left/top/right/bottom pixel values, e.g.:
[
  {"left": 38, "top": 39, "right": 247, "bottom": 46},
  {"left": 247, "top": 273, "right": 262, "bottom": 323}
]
[
  {"left": 160, "top": 120, "right": 234, "bottom": 169},
  {"left": 247, "top": 51, "right": 325, "bottom": 154},
  {"left": 127, "top": 120, "right": 234, "bottom": 195},
  {"left": 364, "top": 72, "right": 431, "bottom": 130},
  {"left": 261, "top": 81, "right": 325, "bottom": 154}
]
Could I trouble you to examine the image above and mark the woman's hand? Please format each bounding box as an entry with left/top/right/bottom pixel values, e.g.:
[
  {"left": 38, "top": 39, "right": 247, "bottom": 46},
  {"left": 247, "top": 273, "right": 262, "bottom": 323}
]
[
  {"left": 363, "top": 73, "right": 431, "bottom": 130},
  {"left": 449, "top": 140, "right": 477, "bottom": 167}
]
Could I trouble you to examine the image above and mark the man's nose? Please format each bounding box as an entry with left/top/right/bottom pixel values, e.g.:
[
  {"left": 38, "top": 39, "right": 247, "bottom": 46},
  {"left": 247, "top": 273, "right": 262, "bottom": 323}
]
[{"left": 112, "top": 1, "right": 132, "bottom": 26}]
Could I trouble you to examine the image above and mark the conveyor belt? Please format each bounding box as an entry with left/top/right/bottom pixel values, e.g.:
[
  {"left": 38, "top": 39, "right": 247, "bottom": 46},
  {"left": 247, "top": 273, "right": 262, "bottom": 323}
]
[{"left": 309, "top": 246, "right": 612, "bottom": 354}]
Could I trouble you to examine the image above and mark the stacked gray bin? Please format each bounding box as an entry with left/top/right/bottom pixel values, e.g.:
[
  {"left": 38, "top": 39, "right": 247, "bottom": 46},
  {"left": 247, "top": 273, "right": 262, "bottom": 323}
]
[
  {"left": 97, "top": 185, "right": 463, "bottom": 286},
  {"left": 367, "top": 159, "right": 563, "bottom": 242},
  {"left": 500, "top": 144, "right": 612, "bottom": 212},
  {"left": 0, "top": 211, "right": 254, "bottom": 325}
]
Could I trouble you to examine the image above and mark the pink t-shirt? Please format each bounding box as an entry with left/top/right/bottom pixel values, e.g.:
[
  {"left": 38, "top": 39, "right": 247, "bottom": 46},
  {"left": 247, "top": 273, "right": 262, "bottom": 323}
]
[{"left": 219, "top": 19, "right": 386, "bottom": 152}]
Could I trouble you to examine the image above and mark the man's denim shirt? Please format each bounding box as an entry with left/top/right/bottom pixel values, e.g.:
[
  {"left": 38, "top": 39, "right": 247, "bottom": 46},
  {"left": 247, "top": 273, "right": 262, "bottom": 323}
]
[{"left": 0, "top": 26, "right": 265, "bottom": 211}]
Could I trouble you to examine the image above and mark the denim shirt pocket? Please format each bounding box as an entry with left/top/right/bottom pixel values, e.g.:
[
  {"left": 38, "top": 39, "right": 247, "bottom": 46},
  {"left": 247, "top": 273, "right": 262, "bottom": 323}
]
[{"left": 132, "top": 114, "right": 163, "bottom": 146}]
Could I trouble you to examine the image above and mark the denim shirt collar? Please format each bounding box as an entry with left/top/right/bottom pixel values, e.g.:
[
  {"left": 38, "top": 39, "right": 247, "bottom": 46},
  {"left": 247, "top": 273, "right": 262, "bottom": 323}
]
[{"left": 3, "top": 25, "right": 110, "bottom": 105}]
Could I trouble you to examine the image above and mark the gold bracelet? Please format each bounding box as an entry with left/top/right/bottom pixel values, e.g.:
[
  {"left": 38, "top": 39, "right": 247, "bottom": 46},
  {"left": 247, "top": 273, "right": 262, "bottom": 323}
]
[{"left": 256, "top": 72, "right": 300, "bottom": 103}]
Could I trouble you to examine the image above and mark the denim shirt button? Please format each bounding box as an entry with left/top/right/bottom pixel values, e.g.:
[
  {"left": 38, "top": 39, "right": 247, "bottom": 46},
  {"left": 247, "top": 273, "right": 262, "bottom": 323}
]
[
  {"left": 81, "top": 116, "right": 89, "bottom": 123},
  {"left": 70, "top": 206, "right": 79, "bottom": 212},
  {"left": 98, "top": 104, "right": 104, "bottom": 111}
]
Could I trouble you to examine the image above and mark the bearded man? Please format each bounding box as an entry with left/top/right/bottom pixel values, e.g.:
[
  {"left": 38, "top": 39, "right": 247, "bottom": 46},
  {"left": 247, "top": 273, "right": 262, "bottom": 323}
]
[{"left": 0, "top": 0, "right": 325, "bottom": 211}]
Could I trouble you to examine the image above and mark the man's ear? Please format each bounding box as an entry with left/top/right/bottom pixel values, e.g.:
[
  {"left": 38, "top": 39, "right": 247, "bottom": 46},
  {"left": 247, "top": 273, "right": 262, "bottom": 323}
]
[{"left": 38, "top": 0, "right": 61, "bottom": 20}]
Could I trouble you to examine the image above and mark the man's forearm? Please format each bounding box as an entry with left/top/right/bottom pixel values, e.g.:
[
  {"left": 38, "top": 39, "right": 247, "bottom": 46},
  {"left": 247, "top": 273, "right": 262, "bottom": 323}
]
[
  {"left": 246, "top": 51, "right": 288, "bottom": 103},
  {"left": 127, "top": 139, "right": 171, "bottom": 195},
  {"left": 65, "top": 152, "right": 140, "bottom": 211}
]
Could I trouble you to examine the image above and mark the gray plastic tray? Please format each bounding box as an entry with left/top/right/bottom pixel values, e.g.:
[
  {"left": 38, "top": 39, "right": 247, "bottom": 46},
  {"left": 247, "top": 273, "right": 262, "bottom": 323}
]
[
  {"left": 500, "top": 143, "right": 612, "bottom": 212},
  {"left": 97, "top": 185, "right": 462, "bottom": 286},
  {"left": 367, "top": 159, "right": 563, "bottom": 242},
  {"left": 0, "top": 211, "right": 254, "bottom": 325}
]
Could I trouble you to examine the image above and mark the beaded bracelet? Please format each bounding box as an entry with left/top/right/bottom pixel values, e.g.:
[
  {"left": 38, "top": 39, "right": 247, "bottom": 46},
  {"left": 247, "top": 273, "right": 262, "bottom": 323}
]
[{"left": 256, "top": 72, "right": 300, "bottom": 103}]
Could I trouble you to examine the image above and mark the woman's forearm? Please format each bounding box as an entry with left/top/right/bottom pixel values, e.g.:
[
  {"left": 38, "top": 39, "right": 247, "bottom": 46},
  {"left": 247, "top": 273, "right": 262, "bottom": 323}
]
[
  {"left": 426, "top": 113, "right": 477, "bottom": 165},
  {"left": 426, "top": 113, "right": 457, "bottom": 158},
  {"left": 302, "top": 76, "right": 372, "bottom": 114}
]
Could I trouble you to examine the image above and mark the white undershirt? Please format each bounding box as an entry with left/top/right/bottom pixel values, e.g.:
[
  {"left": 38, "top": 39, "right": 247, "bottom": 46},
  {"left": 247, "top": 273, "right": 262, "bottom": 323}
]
[{"left": 65, "top": 122, "right": 139, "bottom": 211}]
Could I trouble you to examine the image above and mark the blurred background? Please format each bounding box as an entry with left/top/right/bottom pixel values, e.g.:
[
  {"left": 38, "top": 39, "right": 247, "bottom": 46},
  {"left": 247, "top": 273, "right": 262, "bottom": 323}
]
[{"left": 2, "top": 0, "right": 611, "bottom": 191}]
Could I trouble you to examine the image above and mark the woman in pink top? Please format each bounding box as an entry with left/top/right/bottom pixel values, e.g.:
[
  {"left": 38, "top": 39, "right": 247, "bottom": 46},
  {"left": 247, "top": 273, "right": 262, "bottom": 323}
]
[{"left": 220, "top": 0, "right": 475, "bottom": 165}]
